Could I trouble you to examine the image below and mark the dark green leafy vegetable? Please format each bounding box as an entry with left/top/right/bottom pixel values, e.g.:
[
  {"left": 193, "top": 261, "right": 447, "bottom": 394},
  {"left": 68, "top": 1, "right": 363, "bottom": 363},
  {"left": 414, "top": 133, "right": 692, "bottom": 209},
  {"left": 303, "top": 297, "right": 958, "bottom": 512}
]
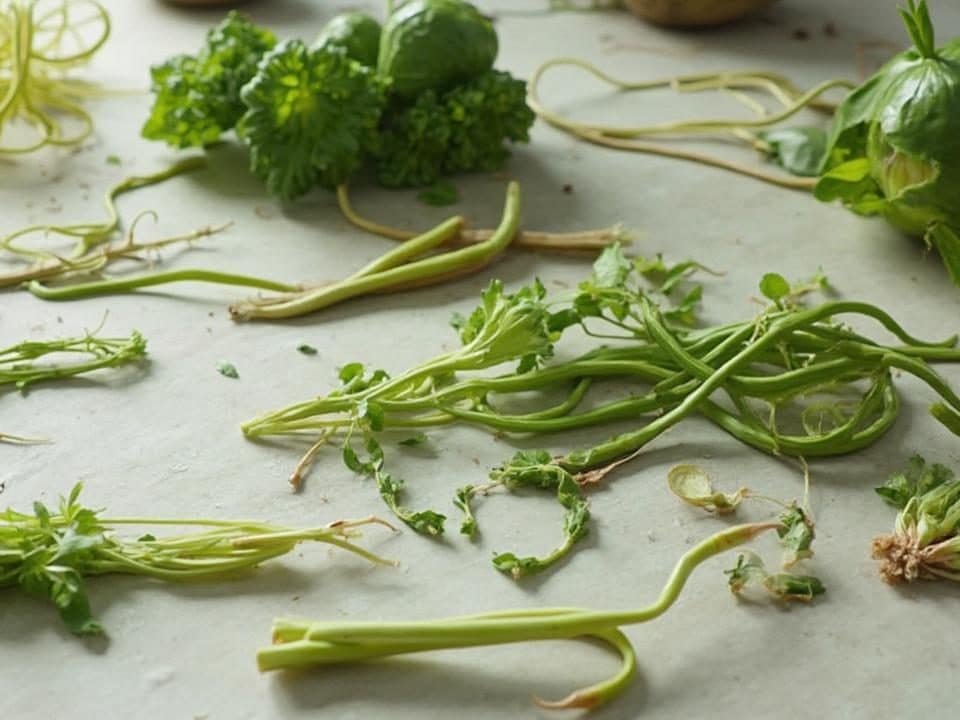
[
  {"left": 313, "top": 12, "right": 381, "bottom": 66},
  {"left": 0, "top": 483, "right": 395, "bottom": 635},
  {"left": 238, "top": 41, "right": 388, "bottom": 199},
  {"left": 297, "top": 344, "right": 319, "bottom": 356},
  {"left": 142, "top": 11, "right": 276, "bottom": 148},
  {"left": 872, "top": 455, "right": 960, "bottom": 583},
  {"left": 815, "top": 0, "right": 960, "bottom": 285},
  {"left": 378, "top": 0, "right": 498, "bottom": 98},
  {"left": 142, "top": 4, "right": 535, "bottom": 198},
  {"left": 375, "top": 70, "right": 535, "bottom": 187}
]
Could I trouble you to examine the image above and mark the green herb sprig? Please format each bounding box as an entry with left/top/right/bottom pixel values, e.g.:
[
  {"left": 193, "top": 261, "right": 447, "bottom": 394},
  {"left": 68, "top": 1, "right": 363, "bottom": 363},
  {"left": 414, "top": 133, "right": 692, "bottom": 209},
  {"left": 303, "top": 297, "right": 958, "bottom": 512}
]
[
  {"left": 0, "top": 483, "right": 396, "bottom": 635},
  {"left": 1, "top": 327, "right": 147, "bottom": 443}
]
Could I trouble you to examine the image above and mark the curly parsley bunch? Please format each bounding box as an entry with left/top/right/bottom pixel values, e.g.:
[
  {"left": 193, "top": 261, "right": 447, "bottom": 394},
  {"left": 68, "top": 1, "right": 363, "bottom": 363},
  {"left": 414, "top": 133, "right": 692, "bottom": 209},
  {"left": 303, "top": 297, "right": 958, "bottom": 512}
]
[{"left": 142, "top": 2, "right": 536, "bottom": 201}]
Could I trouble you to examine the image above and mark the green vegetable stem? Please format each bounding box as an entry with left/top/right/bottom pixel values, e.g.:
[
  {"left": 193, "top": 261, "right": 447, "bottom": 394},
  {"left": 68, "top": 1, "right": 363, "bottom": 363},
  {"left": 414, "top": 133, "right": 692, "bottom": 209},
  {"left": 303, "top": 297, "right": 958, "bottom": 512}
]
[
  {"left": 241, "top": 250, "right": 960, "bottom": 572},
  {"left": 229, "top": 181, "right": 521, "bottom": 320},
  {"left": 256, "top": 520, "right": 797, "bottom": 711},
  {"left": 0, "top": 483, "right": 396, "bottom": 635},
  {"left": 335, "top": 183, "right": 627, "bottom": 253}
]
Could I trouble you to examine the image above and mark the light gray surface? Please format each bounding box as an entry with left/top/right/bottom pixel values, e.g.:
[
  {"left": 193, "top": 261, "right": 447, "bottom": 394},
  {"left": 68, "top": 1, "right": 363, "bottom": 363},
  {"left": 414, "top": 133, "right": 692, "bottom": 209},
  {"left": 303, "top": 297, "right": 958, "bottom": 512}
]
[{"left": 3, "top": 1, "right": 960, "bottom": 718}]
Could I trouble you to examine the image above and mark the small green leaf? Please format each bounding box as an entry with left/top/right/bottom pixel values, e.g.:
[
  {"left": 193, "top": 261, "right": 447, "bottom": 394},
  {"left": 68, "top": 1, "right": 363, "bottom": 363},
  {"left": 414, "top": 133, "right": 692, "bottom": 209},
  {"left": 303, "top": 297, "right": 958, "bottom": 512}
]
[
  {"left": 591, "top": 243, "right": 631, "bottom": 289},
  {"left": 725, "top": 551, "right": 768, "bottom": 594},
  {"left": 217, "top": 362, "right": 239, "bottom": 379},
  {"left": 360, "top": 401, "right": 385, "bottom": 432},
  {"left": 398, "top": 432, "right": 428, "bottom": 447},
  {"left": 297, "top": 344, "right": 318, "bottom": 355},
  {"left": 759, "top": 273, "right": 791, "bottom": 302},
  {"left": 105, "top": 154, "right": 121, "bottom": 166},
  {"left": 417, "top": 180, "right": 460, "bottom": 206},
  {"left": 778, "top": 506, "right": 815, "bottom": 567},
  {"left": 453, "top": 485, "right": 478, "bottom": 537},
  {"left": 338, "top": 362, "right": 365, "bottom": 384}
]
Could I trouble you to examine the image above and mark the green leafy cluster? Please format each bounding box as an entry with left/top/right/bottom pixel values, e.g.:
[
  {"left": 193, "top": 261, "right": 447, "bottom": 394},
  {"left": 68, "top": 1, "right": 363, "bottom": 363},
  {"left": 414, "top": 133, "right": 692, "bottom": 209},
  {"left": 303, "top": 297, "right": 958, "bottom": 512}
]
[
  {"left": 143, "top": 6, "right": 536, "bottom": 199},
  {"left": 238, "top": 40, "right": 388, "bottom": 198},
  {"left": 814, "top": 0, "right": 960, "bottom": 285},
  {"left": 376, "top": 71, "right": 534, "bottom": 187},
  {"left": 142, "top": 11, "right": 276, "bottom": 148}
]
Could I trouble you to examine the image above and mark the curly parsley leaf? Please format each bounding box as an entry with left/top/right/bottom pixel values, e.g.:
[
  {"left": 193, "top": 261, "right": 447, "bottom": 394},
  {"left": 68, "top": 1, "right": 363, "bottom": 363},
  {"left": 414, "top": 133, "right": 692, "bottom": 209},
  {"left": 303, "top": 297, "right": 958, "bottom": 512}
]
[
  {"left": 142, "top": 12, "right": 276, "bottom": 148},
  {"left": 238, "top": 41, "right": 387, "bottom": 200},
  {"left": 374, "top": 70, "right": 534, "bottom": 188}
]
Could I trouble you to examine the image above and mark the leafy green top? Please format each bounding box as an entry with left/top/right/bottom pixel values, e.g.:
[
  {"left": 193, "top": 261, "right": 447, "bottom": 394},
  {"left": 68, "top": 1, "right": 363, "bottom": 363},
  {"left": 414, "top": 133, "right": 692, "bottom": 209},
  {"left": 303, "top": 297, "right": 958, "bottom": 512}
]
[
  {"left": 142, "top": 11, "right": 276, "bottom": 148},
  {"left": 375, "top": 70, "right": 535, "bottom": 187},
  {"left": 238, "top": 41, "right": 388, "bottom": 199}
]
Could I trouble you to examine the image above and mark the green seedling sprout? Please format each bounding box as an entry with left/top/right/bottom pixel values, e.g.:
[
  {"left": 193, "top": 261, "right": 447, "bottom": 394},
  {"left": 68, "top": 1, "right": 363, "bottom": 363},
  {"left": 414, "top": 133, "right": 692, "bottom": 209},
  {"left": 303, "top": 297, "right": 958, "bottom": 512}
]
[
  {"left": 873, "top": 455, "right": 960, "bottom": 583},
  {"left": 242, "top": 248, "right": 960, "bottom": 575}
]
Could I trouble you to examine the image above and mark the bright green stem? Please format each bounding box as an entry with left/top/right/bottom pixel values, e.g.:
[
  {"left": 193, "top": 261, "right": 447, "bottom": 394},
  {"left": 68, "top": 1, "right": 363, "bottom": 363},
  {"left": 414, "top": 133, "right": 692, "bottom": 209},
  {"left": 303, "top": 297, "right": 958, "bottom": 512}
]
[
  {"left": 27, "top": 269, "right": 299, "bottom": 300},
  {"left": 560, "top": 300, "right": 955, "bottom": 471},
  {"left": 229, "top": 182, "right": 521, "bottom": 320},
  {"left": 350, "top": 216, "right": 465, "bottom": 278},
  {"left": 257, "top": 521, "right": 779, "bottom": 673},
  {"left": 932, "top": 402, "right": 960, "bottom": 436}
]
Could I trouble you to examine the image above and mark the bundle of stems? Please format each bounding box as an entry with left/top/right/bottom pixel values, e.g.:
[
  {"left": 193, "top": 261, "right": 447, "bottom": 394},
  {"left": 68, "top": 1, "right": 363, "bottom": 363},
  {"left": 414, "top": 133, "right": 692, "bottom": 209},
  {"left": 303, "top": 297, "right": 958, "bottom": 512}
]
[
  {"left": 243, "top": 253, "right": 960, "bottom": 474},
  {"left": 1, "top": 325, "right": 146, "bottom": 443},
  {"left": 0, "top": 482, "right": 395, "bottom": 635},
  {"left": 20, "top": 179, "right": 618, "bottom": 319},
  {"left": 241, "top": 249, "right": 960, "bottom": 569}
]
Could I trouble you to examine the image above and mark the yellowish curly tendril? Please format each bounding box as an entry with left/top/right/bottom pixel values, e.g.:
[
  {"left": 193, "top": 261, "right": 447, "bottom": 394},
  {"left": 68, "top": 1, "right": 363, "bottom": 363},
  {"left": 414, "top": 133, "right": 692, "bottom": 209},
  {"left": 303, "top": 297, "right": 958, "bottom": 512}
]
[{"left": 0, "top": 0, "right": 109, "bottom": 153}]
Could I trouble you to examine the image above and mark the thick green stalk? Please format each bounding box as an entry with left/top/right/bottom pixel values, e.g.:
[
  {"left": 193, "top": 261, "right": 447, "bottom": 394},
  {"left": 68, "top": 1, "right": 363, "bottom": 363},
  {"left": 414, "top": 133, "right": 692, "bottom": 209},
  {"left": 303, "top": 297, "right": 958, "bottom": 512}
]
[
  {"left": 230, "top": 183, "right": 521, "bottom": 320},
  {"left": 257, "top": 521, "right": 779, "bottom": 673}
]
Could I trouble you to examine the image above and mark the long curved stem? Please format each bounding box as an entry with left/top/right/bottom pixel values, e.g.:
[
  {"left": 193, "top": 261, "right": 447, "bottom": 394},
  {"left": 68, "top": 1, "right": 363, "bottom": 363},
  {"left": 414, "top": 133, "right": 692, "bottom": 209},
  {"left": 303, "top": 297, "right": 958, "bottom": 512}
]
[{"left": 28, "top": 268, "right": 300, "bottom": 300}]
